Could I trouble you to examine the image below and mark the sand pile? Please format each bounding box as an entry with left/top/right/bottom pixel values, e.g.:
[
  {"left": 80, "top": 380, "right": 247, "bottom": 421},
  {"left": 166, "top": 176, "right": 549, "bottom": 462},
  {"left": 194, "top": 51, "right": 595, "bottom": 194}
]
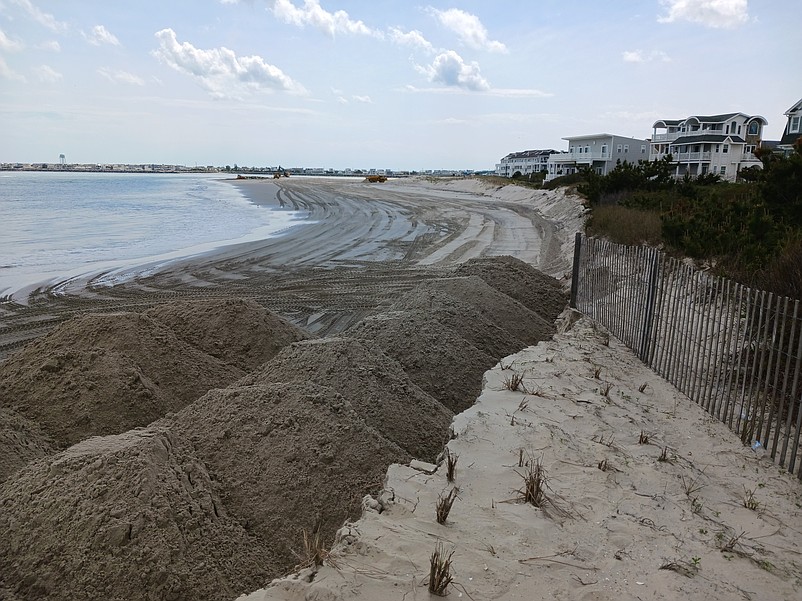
[
  {"left": 241, "top": 337, "right": 453, "bottom": 461},
  {"left": 344, "top": 274, "right": 560, "bottom": 413},
  {"left": 168, "top": 381, "right": 409, "bottom": 575},
  {"left": 0, "top": 426, "right": 270, "bottom": 601},
  {"left": 412, "top": 275, "right": 555, "bottom": 346},
  {"left": 454, "top": 255, "right": 568, "bottom": 322},
  {"left": 145, "top": 298, "right": 310, "bottom": 372},
  {"left": 0, "top": 312, "right": 243, "bottom": 448},
  {"left": 0, "top": 407, "right": 54, "bottom": 484},
  {"left": 345, "top": 310, "right": 496, "bottom": 413}
]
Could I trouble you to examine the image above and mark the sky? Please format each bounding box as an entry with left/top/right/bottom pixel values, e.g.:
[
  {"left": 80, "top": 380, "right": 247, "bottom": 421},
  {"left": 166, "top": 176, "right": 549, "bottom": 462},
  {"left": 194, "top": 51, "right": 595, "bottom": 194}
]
[{"left": 0, "top": 0, "right": 799, "bottom": 171}]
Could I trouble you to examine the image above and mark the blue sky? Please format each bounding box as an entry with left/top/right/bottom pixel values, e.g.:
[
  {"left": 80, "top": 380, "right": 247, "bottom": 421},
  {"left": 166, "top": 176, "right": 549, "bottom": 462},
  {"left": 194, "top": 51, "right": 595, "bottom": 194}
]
[{"left": 0, "top": 0, "right": 798, "bottom": 170}]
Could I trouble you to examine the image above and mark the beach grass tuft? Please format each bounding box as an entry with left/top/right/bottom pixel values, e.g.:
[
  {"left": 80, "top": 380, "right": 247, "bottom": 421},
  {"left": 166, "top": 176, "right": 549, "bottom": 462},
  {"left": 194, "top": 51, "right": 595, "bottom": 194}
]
[
  {"left": 428, "top": 542, "right": 455, "bottom": 596},
  {"left": 436, "top": 488, "right": 459, "bottom": 525},
  {"left": 445, "top": 448, "right": 458, "bottom": 483}
]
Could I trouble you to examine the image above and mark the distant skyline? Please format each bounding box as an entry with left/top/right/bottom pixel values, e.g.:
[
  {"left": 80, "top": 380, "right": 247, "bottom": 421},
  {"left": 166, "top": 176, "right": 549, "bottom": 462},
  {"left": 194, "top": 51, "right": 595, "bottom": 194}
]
[{"left": 0, "top": 0, "right": 798, "bottom": 171}]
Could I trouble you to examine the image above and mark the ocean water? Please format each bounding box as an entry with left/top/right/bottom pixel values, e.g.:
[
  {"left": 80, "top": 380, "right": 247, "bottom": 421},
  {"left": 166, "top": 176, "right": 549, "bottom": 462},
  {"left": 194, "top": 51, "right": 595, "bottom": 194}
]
[{"left": 0, "top": 171, "right": 305, "bottom": 299}]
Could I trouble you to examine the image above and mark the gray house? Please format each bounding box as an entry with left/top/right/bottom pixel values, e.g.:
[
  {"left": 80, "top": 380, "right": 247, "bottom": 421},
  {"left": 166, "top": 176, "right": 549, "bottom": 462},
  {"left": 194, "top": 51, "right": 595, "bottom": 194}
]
[
  {"left": 777, "top": 98, "right": 802, "bottom": 155},
  {"left": 649, "top": 112, "right": 766, "bottom": 181},
  {"left": 545, "top": 133, "right": 649, "bottom": 181}
]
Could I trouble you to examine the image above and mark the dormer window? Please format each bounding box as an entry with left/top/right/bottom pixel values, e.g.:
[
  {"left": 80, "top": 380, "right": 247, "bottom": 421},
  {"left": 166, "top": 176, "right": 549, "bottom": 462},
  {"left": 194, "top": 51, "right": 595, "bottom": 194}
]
[
  {"left": 791, "top": 116, "right": 801, "bottom": 133},
  {"left": 748, "top": 122, "right": 759, "bottom": 135}
]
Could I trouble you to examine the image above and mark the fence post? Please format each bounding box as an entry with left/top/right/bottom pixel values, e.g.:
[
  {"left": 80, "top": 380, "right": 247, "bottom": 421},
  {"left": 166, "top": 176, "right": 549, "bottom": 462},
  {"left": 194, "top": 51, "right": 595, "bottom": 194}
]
[{"left": 570, "top": 232, "right": 582, "bottom": 309}]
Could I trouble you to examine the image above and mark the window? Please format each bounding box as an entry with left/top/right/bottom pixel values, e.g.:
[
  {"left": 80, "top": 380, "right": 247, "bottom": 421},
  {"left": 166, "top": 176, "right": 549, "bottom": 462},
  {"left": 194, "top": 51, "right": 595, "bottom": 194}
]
[
  {"left": 641, "top": 145, "right": 646, "bottom": 154},
  {"left": 623, "top": 145, "right": 629, "bottom": 152},
  {"left": 617, "top": 144, "right": 622, "bottom": 153},
  {"left": 791, "top": 116, "right": 801, "bottom": 133},
  {"left": 722, "top": 144, "right": 729, "bottom": 154},
  {"left": 720, "top": 166, "right": 726, "bottom": 175},
  {"left": 748, "top": 122, "right": 759, "bottom": 135},
  {"left": 585, "top": 146, "right": 589, "bottom": 154},
  {"left": 601, "top": 145, "right": 607, "bottom": 155},
  {"left": 715, "top": 144, "right": 720, "bottom": 153}
]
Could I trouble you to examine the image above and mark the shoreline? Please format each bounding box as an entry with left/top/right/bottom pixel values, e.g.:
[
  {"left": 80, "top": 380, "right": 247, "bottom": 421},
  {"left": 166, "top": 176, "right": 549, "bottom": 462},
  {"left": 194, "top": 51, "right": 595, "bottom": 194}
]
[{"left": 1, "top": 178, "right": 311, "bottom": 304}]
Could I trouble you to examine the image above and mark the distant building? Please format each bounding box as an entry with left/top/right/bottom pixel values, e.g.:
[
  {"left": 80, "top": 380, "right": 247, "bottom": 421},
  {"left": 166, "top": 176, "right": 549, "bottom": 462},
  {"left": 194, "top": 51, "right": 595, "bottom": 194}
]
[
  {"left": 649, "top": 112, "right": 767, "bottom": 181},
  {"left": 777, "top": 98, "right": 802, "bottom": 156},
  {"left": 496, "top": 149, "right": 557, "bottom": 178},
  {"left": 545, "top": 134, "right": 649, "bottom": 181}
]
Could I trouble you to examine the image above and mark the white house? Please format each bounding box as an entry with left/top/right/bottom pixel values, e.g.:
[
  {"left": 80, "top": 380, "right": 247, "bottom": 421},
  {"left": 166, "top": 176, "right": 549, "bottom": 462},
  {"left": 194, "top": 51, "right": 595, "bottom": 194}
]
[
  {"left": 649, "top": 112, "right": 766, "bottom": 181},
  {"left": 545, "top": 134, "right": 649, "bottom": 181},
  {"left": 495, "top": 149, "right": 557, "bottom": 178},
  {"left": 777, "top": 98, "right": 802, "bottom": 155}
]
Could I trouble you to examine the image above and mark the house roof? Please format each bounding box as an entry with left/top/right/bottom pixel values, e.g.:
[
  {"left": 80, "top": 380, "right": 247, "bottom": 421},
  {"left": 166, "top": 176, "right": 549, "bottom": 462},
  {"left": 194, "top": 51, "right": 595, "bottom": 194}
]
[
  {"left": 785, "top": 98, "right": 802, "bottom": 115},
  {"left": 562, "top": 133, "right": 614, "bottom": 141},
  {"left": 502, "top": 149, "right": 557, "bottom": 160},
  {"left": 653, "top": 120, "right": 682, "bottom": 128},
  {"left": 671, "top": 134, "right": 745, "bottom": 145},
  {"left": 653, "top": 113, "right": 767, "bottom": 128},
  {"left": 779, "top": 132, "right": 802, "bottom": 146},
  {"left": 684, "top": 113, "right": 740, "bottom": 123}
]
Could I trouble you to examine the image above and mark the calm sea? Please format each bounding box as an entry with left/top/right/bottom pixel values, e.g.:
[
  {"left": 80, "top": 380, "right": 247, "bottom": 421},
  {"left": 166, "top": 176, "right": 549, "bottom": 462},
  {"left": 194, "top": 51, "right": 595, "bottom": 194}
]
[{"left": 0, "top": 171, "right": 305, "bottom": 300}]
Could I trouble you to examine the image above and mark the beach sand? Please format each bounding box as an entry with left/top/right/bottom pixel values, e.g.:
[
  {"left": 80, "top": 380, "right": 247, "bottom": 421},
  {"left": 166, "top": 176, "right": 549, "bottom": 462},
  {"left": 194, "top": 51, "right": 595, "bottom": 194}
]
[
  {"left": 1, "top": 177, "right": 800, "bottom": 601},
  {"left": 242, "top": 311, "right": 802, "bottom": 601}
]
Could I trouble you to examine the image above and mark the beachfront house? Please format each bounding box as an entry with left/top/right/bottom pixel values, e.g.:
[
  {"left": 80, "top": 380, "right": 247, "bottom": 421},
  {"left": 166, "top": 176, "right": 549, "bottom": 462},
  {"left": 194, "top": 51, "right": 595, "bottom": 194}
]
[
  {"left": 544, "top": 134, "right": 649, "bottom": 182},
  {"left": 649, "top": 112, "right": 767, "bottom": 182},
  {"left": 495, "top": 149, "right": 557, "bottom": 178},
  {"left": 777, "top": 98, "right": 802, "bottom": 156}
]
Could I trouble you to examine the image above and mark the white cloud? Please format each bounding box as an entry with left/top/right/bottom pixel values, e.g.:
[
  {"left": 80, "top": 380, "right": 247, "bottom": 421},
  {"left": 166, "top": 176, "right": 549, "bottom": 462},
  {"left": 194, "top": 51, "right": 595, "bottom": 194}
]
[
  {"left": 352, "top": 95, "right": 372, "bottom": 103},
  {"left": 0, "top": 29, "right": 24, "bottom": 51},
  {"left": 415, "top": 50, "right": 490, "bottom": 92},
  {"left": 271, "top": 0, "right": 382, "bottom": 38},
  {"left": 623, "top": 49, "right": 671, "bottom": 63},
  {"left": 427, "top": 7, "right": 507, "bottom": 53},
  {"left": 658, "top": 0, "right": 749, "bottom": 28},
  {"left": 37, "top": 40, "right": 61, "bottom": 52},
  {"left": 98, "top": 67, "right": 145, "bottom": 86},
  {"left": 623, "top": 50, "right": 645, "bottom": 63},
  {"left": 388, "top": 27, "right": 434, "bottom": 52},
  {"left": 152, "top": 28, "right": 306, "bottom": 99},
  {"left": 10, "top": 0, "right": 67, "bottom": 32},
  {"left": 35, "top": 64, "right": 62, "bottom": 83},
  {"left": 0, "top": 56, "right": 26, "bottom": 81},
  {"left": 83, "top": 25, "right": 121, "bottom": 46}
]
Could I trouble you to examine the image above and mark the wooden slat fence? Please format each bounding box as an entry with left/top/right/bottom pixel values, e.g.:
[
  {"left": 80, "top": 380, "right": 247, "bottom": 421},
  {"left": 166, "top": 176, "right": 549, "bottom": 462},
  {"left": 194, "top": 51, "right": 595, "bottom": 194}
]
[{"left": 570, "top": 233, "right": 802, "bottom": 479}]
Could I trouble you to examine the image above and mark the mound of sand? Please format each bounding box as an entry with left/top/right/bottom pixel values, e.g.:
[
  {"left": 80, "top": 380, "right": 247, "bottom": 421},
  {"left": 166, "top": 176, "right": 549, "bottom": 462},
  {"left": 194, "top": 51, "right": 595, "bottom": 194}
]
[
  {"left": 345, "top": 310, "right": 496, "bottom": 413},
  {"left": 242, "top": 337, "right": 453, "bottom": 461},
  {"left": 145, "top": 298, "right": 310, "bottom": 372},
  {"left": 0, "top": 426, "right": 270, "bottom": 601},
  {"left": 0, "top": 407, "right": 54, "bottom": 484},
  {"left": 404, "top": 275, "right": 554, "bottom": 346},
  {"left": 454, "top": 255, "right": 568, "bottom": 322},
  {"left": 0, "top": 312, "right": 243, "bottom": 447},
  {"left": 390, "top": 286, "right": 527, "bottom": 359},
  {"left": 168, "top": 382, "right": 409, "bottom": 574}
]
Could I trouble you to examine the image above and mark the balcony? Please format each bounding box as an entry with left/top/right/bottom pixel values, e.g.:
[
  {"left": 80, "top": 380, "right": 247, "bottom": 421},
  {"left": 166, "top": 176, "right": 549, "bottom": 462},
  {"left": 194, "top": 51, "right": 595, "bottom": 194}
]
[
  {"left": 550, "top": 152, "right": 611, "bottom": 163},
  {"left": 672, "top": 152, "right": 712, "bottom": 162},
  {"left": 652, "top": 129, "right": 726, "bottom": 143}
]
